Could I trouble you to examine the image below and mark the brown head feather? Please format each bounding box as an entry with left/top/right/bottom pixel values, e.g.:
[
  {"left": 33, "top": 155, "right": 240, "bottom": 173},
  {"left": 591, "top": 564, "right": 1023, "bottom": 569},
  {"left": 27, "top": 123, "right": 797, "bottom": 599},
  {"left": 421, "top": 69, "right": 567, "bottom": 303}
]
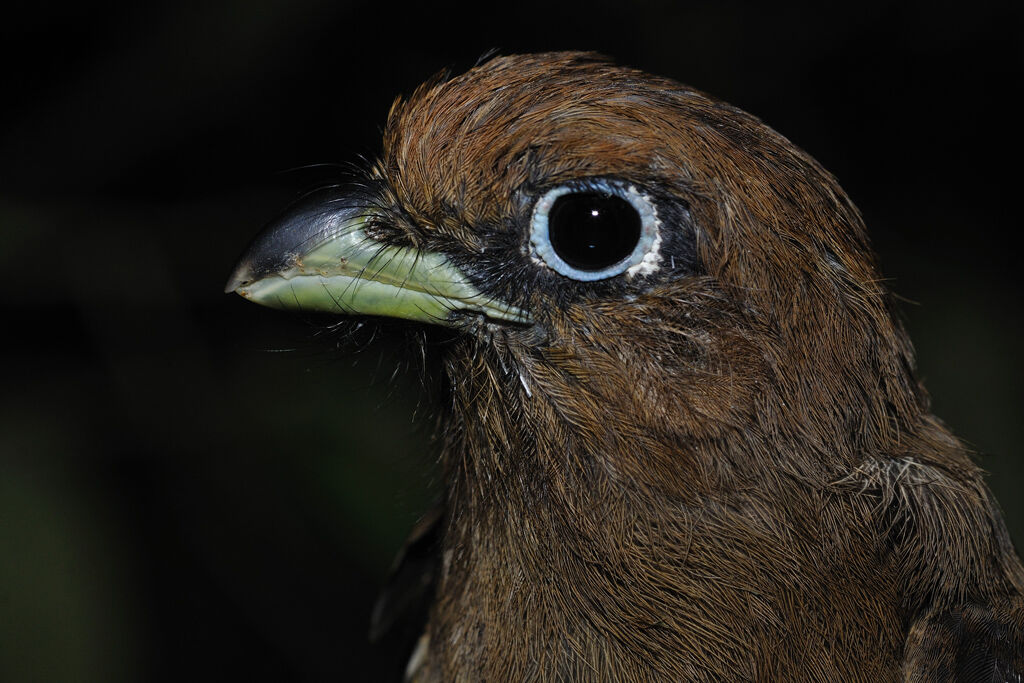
[{"left": 355, "top": 52, "right": 1024, "bottom": 681}]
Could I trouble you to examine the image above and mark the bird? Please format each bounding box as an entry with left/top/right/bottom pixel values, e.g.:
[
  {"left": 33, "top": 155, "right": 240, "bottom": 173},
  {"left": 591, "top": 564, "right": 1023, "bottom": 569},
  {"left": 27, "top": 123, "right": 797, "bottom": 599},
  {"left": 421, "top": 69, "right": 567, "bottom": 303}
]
[{"left": 226, "top": 52, "right": 1024, "bottom": 681}]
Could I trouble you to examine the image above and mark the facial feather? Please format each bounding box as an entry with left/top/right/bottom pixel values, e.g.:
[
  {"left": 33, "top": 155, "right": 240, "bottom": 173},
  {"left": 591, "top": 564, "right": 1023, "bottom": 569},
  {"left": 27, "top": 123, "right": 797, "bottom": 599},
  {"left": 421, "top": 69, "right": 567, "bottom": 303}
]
[{"left": 378, "top": 53, "right": 914, "bottom": 480}]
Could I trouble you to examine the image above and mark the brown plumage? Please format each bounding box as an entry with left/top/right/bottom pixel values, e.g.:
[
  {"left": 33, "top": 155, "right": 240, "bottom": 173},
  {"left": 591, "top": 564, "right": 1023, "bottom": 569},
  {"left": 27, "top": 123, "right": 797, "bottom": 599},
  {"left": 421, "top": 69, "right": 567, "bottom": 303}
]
[{"left": 229, "top": 52, "right": 1024, "bottom": 680}]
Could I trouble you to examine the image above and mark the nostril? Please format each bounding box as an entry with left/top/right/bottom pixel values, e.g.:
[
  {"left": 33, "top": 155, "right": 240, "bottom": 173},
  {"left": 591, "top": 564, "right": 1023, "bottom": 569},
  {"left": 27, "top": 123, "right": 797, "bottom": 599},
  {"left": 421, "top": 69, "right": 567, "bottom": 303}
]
[{"left": 364, "top": 217, "right": 417, "bottom": 247}]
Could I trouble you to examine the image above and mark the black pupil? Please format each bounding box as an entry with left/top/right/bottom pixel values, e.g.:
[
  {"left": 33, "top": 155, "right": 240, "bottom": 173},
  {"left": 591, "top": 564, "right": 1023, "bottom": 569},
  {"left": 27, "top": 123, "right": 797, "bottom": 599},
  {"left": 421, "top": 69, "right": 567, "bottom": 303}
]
[{"left": 547, "top": 191, "right": 642, "bottom": 271}]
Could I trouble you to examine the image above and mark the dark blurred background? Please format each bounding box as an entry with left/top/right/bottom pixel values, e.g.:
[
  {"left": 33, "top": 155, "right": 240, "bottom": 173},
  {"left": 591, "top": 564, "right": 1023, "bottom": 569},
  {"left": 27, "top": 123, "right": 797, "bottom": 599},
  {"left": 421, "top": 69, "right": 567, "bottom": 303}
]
[{"left": 1, "top": 1, "right": 1021, "bottom": 681}]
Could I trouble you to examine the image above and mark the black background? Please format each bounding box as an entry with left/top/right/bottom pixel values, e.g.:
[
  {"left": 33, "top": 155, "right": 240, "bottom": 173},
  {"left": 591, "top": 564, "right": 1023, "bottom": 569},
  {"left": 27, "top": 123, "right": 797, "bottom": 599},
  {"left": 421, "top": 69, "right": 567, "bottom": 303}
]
[{"left": 1, "top": 2, "right": 1021, "bottom": 681}]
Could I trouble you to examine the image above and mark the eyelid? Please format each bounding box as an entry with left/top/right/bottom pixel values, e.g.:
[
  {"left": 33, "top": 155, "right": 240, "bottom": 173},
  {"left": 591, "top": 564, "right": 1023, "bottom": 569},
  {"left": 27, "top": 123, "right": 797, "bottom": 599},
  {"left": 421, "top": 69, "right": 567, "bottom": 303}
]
[{"left": 528, "top": 178, "right": 663, "bottom": 281}]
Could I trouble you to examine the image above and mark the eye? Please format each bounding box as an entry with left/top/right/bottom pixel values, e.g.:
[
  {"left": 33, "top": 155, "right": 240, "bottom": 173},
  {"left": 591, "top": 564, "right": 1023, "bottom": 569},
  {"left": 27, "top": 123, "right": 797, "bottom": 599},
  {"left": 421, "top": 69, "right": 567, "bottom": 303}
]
[{"left": 529, "top": 180, "right": 661, "bottom": 281}]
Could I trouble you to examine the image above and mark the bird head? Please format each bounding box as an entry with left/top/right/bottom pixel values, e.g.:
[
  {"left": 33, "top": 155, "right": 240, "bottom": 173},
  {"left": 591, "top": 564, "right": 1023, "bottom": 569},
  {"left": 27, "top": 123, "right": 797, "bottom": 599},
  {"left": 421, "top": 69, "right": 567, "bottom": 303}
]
[{"left": 228, "top": 52, "right": 925, "bottom": 502}]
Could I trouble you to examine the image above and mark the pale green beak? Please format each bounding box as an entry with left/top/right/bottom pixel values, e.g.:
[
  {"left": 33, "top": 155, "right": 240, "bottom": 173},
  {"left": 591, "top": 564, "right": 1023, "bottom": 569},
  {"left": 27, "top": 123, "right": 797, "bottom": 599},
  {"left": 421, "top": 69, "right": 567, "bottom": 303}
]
[{"left": 225, "top": 188, "right": 530, "bottom": 326}]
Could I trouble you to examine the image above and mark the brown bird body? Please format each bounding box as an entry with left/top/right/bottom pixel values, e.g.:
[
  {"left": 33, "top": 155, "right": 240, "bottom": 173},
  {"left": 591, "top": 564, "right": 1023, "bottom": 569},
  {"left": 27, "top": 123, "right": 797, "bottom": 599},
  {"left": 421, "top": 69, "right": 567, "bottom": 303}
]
[{"left": 229, "top": 53, "right": 1024, "bottom": 680}]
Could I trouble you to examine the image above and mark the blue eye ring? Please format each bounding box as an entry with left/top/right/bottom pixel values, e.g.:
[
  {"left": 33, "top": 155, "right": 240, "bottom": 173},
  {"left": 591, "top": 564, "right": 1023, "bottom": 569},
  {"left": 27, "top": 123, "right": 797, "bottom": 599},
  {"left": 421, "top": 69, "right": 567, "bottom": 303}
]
[{"left": 529, "top": 179, "right": 662, "bottom": 281}]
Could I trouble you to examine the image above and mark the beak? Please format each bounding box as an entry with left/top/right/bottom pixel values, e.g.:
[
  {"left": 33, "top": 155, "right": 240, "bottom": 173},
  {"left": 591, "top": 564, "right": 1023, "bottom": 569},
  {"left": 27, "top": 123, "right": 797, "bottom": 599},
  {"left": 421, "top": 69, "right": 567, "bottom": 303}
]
[{"left": 225, "top": 187, "right": 530, "bottom": 326}]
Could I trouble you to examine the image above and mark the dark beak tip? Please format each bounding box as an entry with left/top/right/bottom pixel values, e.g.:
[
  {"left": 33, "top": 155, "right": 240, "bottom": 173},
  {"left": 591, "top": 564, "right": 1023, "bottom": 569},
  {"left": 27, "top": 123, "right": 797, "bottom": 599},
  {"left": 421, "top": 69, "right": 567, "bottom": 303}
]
[
  {"left": 225, "top": 184, "right": 379, "bottom": 298},
  {"left": 224, "top": 264, "right": 252, "bottom": 294}
]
